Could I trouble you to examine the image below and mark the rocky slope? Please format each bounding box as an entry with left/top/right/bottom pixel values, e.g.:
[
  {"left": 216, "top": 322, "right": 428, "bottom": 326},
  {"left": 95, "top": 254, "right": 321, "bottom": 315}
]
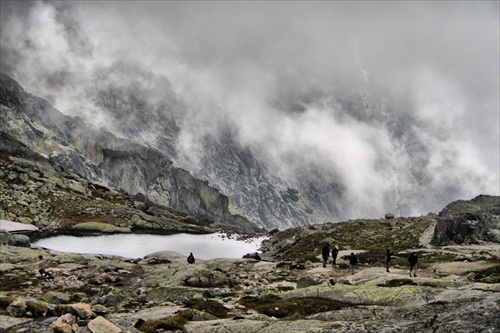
[
  {"left": 0, "top": 131, "right": 261, "bottom": 237},
  {"left": 0, "top": 72, "right": 318, "bottom": 231},
  {"left": 0, "top": 73, "right": 256, "bottom": 231},
  {"left": 1, "top": 196, "right": 499, "bottom": 333}
]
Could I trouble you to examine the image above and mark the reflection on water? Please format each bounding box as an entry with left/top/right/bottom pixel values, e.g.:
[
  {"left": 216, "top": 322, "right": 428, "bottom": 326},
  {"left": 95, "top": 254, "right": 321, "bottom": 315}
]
[{"left": 34, "top": 233, "right": 267, "bottom": 260}]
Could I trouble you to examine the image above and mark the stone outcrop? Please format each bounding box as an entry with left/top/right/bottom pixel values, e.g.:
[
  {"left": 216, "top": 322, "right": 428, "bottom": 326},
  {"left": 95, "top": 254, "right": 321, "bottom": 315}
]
[{"left": 432, "top": 195, "right": 500, "bottom": 245}]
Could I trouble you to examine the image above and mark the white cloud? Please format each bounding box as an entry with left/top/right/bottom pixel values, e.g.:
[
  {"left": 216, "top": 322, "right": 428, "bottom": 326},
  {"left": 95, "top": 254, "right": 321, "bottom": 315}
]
[{"left": 1, "top": 0, "right": 498, "bottom": 219}]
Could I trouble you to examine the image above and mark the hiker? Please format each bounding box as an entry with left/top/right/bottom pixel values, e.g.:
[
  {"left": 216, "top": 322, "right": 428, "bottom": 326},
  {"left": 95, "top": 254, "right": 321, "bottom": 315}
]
[
  {"left": 187, "top": 252, "right": 195, "bottom": 264},
  {"left": 253, "top": 252, "right": 261, "bottom": 261},
  {"left": 332, "top": 245, "right": 339, "bottom": 267},
  {"left": 349, "top": 252, "right": 359, "bottom": 275},
  {"left": 386, "top": 249, "right": 393, "bottom": 273},
  {"left": 322, "top": 244, "right": 330, "bottom": 268},
  {"left": 408, "top": 252, "right": 418, "bottom": 277}
]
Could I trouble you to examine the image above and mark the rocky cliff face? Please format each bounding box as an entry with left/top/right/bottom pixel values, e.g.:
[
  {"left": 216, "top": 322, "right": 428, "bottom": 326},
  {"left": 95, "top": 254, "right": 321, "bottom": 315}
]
[
  {"left": 432, "top": 195, "right": 500, "bottom": 245},
  {"left": 1, "top": 71, "right": 346, "bottom": 230},
  {"left": 0, "top": 131, "right": 263, "bottom": 236},
  {"left": 0, "top": 73, "right": 255, "bottom": 230}
]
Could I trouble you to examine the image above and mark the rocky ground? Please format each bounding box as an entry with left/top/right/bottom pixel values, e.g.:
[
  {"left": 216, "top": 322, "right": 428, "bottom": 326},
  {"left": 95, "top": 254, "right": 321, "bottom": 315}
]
[
  {"left": 2, "top": 202, "right": 500, "bottom": 333},
  {"left": 1, "top": 128, "right": 499, "bottom": 332}
]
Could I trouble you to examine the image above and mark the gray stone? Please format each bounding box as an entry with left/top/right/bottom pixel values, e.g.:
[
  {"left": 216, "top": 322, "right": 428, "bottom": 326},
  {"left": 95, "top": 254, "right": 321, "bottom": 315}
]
[
  {"left": 296, "top": 276, "right": 322, "bottom": 288},
  {"left": 8, "top": 234, "right": 31, "bottom": 247},
  {"left": 44, "top": 291, "right": 72, "bottom": 304}
]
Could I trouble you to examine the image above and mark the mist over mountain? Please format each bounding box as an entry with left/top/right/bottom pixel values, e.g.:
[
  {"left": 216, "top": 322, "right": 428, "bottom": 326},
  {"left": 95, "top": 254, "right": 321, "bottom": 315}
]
[{"left": 1, "top": 1, "right": 498, "bottom": 229}]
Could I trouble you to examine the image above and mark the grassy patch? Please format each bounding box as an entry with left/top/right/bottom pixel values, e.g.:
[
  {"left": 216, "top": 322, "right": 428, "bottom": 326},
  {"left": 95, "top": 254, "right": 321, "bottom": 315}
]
[
  {"left": 275, "top": 218, "right": 433, "bottom": 262},
  {"left": 297, "top": 255, "right": 321, "bottom": 263},
  {"left": 184, "top": 299, "right": 228, "bottom": 318},
  {"left": 418, "top": 254, "right": 457, "bottom": 264},
  {"left": 0, "top": 270, "right": 38, "bottom": 291},
  {"left": 239, "top": 294, "right": 355, "bottom": 319},
  {"left": 377, "top": 278, "right": 418, "bottom": 287},
  {"left": 467, "top": 263, "right": 500, "bottom": 284}
]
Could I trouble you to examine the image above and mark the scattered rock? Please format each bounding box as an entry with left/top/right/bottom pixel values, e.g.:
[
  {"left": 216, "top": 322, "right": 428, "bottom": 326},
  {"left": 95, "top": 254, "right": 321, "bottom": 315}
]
[{"left": 87, "top": 316, "right": 122, "bottom": 333}]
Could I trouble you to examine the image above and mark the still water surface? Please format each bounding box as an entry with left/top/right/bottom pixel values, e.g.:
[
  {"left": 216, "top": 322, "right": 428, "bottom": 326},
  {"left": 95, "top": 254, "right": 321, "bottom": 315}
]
[{"left": 34, "top": 233, "right": 266, "bottom": 260}]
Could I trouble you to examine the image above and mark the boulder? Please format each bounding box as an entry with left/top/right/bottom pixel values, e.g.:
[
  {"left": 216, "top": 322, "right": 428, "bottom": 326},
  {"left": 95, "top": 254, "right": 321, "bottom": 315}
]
[
  {"left": 44, "top": 291, "right": 71, "bottom": 304},
  {"left": 87, "top": 316, "right": 122, "bottom": 333},
  {"left": 7, "top": 298, "right": 27, "bottom": 317},
  {"left": 8, "top": 234, "right": 31, "bottom": 247},
  {"left": 70, "top": 303, "right": 93, "bottom": 320},
  {"left": 52, "top": 313, "right": 78, "bottom": 333},
  {"left": 296, "top": 276, "right": 322, "bottom": 289}
]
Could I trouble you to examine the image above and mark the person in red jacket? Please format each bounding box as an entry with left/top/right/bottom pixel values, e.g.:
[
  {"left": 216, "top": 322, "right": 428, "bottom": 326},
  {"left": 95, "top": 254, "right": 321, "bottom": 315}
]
[{"left": 187, "top": 252, "right": 195, "bottom": 264}]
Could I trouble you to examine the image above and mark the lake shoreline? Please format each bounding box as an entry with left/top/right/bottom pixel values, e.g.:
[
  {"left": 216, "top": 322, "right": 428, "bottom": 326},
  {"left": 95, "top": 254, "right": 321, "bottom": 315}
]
[{"left": 33, "top": 232, "right": 268, "bottom": 260}]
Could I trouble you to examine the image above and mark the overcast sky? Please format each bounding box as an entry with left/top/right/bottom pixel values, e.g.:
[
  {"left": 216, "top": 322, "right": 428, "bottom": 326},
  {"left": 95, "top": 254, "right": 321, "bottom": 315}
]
[{"left": 1, "top": 1, "right": 499, "bottom": 217}]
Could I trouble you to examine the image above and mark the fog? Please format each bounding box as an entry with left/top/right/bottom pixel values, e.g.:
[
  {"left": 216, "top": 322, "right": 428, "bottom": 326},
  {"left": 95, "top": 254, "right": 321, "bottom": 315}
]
[{"left": 1, "top": 1, "right": 498, "bottom": 219}]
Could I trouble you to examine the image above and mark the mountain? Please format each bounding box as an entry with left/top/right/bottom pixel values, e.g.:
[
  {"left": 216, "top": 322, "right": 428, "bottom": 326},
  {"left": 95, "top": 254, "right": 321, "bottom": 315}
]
[
  {"left": 0, "top": 73, "right": 256, "bottom": 231},
  {"left": 1, "top": 72, "right": 346, "bottom": 230},
  {"left": 1, "top": 69, "right": 494, "bottom": 231}
]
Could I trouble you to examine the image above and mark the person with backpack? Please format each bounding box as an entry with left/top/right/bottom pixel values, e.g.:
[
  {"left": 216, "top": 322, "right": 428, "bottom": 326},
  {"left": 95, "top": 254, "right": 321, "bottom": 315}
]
[
  {"left": 322, "top": 244, "right": 330, "bottom": 268},
  {"left": 332, "top": 245, "right": 339, "bottom": 267},
  {"left": 408, "top": 252, "right": 418, "bottom": 277},
  {"left": 386, "top": 249, "right": 393, "bottom": 273},
  {"left": 349, "top": 252, "right": 358, "bottom": 275},
  {"left": 187, "top": 252, "right": 195, "bottom": 264}
]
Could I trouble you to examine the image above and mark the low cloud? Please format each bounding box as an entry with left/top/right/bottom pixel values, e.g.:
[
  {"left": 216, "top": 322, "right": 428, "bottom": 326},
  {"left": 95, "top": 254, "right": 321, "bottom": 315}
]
[{"left": 1, "top": 1, "right": 498, "bottom": 219}]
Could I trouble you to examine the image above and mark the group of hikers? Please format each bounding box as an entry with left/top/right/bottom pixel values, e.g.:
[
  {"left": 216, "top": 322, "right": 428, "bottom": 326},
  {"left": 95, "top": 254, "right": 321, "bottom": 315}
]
[
  {"left": 322, "top": 243, "right": 359, "bottom": 273},
  {"left": 322, "top": 244, "right": 419, "bottom": 276},
  {"left": 187, "top": 245, "right": 420, "bottom": 277}
]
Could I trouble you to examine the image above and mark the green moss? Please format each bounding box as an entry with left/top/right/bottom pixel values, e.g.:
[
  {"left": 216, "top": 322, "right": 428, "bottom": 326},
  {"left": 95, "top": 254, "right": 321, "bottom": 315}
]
[
  {"left": 239, "top": 294, "right": 355, "bottom": 319},
  {"left": 418, "top": 254, "right": 457, "bottom": 265},
  {"left": 144, "top": 286, "right": 206, "bottom": 304},
  {"left": 377, "top": 278, "right": 418, "bottom": 287},
  {"left": 297, "top": 255, "right": 321, "bottom": 263},
  {"left": 467, "top": 263, "right": 500, "bottom": 284},
  {"left": 135, "top": 310, "right": 192, "bottom": 333},
  {"left": 26, "top": 300, "right": 48, "bottom": 317},
  {"left": 0, "top": 295, "right": 15, "bottom": 311},
  {"left": 184, "top": 299, "right": 228, "bottom": 318},
  {"left": 0, "top": 270, "right": 37, "bottom": 291},
  {"left": 72, "top": 221, "right": 131, "bottom": 233}
]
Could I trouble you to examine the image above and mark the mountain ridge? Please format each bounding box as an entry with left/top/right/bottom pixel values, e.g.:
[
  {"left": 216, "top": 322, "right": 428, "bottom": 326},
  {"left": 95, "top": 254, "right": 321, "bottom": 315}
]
[{"left": 0, "top": 73, "right": 258, "bottom": 231}]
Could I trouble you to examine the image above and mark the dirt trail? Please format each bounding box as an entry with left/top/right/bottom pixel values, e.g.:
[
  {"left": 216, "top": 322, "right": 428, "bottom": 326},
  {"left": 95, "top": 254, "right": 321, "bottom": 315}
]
[{"left": 419, "top": 219, "right": 437, "bottom": 248}]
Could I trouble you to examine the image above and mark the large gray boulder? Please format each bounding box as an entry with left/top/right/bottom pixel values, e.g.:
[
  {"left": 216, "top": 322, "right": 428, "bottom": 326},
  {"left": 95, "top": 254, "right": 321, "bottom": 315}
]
[
  {"left": 432, "top": 195, "right": 500, "bottom": 245},
  {"left": 296, "top": 276, "right": 322, "bottom": 289},
  {"left": 8, "top": 234, "right": 31, "bottom": 247}
]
